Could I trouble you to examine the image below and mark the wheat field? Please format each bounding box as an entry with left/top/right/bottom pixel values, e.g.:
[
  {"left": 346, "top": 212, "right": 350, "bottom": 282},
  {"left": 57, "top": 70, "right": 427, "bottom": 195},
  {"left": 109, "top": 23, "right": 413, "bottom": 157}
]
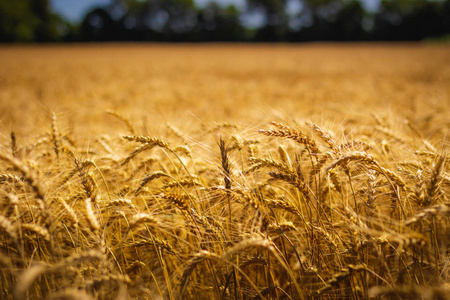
[{"left": 0, "top": 44, "right": 449, "bottom": 299}]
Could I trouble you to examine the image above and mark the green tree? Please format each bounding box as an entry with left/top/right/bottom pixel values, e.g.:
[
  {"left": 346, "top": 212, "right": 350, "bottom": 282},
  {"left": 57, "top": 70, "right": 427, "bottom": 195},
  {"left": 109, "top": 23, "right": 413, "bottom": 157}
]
[
  {"left": 380, "top": 0, "right": 429, "bottom": 14},
  {"left": 0, "top": 0, "right": 60, "bottom": 42},
  {"left": 246, "top": 0, "right": 289, "bottom": 40},
  {"left": 123, "top": 0, "right": 196, "bottom": 34},
  {"left": 196, "top": 3, "right": 244, "bottom": 41}
]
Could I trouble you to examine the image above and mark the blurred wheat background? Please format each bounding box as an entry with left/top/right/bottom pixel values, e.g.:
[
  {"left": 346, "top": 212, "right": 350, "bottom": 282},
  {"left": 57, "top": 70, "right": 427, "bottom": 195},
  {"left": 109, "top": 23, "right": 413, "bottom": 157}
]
[{"left": 0, "top": 44, "right": 449, "bottom": 299}]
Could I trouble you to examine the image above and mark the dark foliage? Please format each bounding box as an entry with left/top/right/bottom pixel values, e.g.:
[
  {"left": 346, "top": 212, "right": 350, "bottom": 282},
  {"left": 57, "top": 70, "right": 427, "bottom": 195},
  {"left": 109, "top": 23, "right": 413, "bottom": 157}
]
[{"left": 2, "top": 0, "right": 450, "bottom": 42}]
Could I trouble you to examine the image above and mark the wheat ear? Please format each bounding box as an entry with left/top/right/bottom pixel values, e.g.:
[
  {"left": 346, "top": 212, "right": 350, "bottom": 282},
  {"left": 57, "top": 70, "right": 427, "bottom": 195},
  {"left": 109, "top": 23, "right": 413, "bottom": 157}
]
[
  {"left": 51, "top": 112, "right": 61, "bottom": 159},
  {"left": 47, "top": 288, "right": 95, "bottom": 300},
  {"left": 0, "top": 153, "right": 48, "bottom": 213},
  {"left": 129, "top": 213, "right": 160, "bottom": 229},
  {"left": 14, "top": 250, "right": 103, "bottom": 299},
  {"left": 316, "top": 264, "right": 367, "bottom": 295},
  {"left": 160, "top": 192, "right": 190, "bottom": 212},
  {"left": 59, "top": 198, "right": 79, "bottom": 228},
  {"left": 425, "top": 155, "right": 445, "bottom": 205},
  {"left": 134, "top": 171, "right": 170, "bottom": 195},
  {"left": 259, "top": 125, "right": 319, "bottom": 154},
  {"left": 405, "top": 202, "right": 450, "bottom": 225},
  {"left": 11, "top": 130, "right": 18, "bottom": 157},
  {"left": 85, "top": 198, "right": 100, "bottom": 231},
  {"left": 21, "top": 223, "right": 50, "bottom": 241},
  {"left": 311, "top": 123, "right": 339, "bottom": 153},
  {"left": 326, "top": 152, "right": 374, "bottom": 172},
  {"left": 0, "top": 215, "right": 18, "bottom": 240},
  {"left": 107, "top": 110, "right": 135, "bottom": 134},
  {"left": 121, "top": 137, "right": 169, "bottom": 165}
]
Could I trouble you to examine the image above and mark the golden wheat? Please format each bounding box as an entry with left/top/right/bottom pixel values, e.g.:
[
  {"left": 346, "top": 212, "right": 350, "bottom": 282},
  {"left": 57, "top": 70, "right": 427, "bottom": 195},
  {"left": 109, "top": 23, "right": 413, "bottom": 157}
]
[{"left": 0, "top": 45, "right": 448, "bottom": 300}]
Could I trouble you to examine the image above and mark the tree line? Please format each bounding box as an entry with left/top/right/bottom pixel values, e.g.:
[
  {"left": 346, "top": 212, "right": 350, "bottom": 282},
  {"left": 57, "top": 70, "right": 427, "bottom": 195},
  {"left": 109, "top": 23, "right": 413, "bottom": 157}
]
[{"left": 1, "top": 0, "right": 450, "bottom": 43}]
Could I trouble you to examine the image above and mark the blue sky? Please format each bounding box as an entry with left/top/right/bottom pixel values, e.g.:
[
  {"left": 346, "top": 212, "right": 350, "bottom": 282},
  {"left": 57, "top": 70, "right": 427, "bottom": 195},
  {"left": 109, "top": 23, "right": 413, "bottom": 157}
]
[{"left": 50, "top": 0, "right": 381, "bottom": 24}]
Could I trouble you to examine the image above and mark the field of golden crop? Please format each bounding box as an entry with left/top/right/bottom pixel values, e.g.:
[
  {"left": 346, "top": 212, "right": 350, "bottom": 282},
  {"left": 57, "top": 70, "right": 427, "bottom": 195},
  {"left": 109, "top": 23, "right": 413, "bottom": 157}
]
[{"left": 0, "top": 44, "right": 449, "bottom": 299}]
